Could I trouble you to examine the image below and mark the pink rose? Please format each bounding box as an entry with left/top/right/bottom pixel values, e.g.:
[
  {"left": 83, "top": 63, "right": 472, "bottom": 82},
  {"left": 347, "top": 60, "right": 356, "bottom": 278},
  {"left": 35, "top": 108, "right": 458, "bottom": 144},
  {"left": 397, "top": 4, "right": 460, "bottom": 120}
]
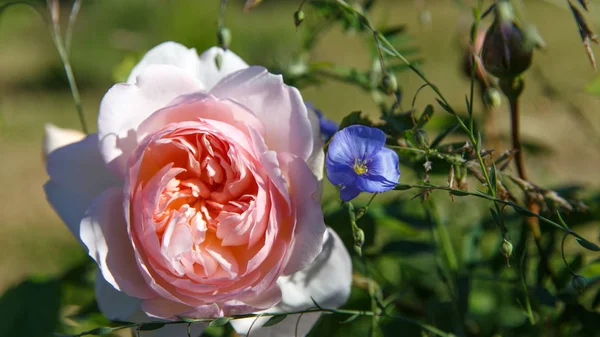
[{"left": 44, "top": 42, "right": 352, "bottom": 337}]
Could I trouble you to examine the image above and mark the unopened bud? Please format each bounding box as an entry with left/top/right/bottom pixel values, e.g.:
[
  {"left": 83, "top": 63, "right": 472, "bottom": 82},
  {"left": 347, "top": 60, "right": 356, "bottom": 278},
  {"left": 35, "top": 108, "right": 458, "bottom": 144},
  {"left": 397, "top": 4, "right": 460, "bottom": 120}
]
[
  {"left": 501, "top": 239, "right": 513, "bottom": 258},
  {"left": 380, "top": 72, "right": 397, "bottom": 95},
  {"left": 353, "top": 227, "right": 365, "bottom": 256},
  {"left": 481, "top": 2, "right": 533, "bottom": 79},
  {"left": 501, "top": 239, "right": 513, "bottom": 267},
  {"left": 483, "top": 88, "right": 502, "bottom": 108},
  {"left": 413, "top": 129, "right": 429, "bottom": 149},
  {"left": 571, "top": 275, "right": 587, "bottom": 294},
  {"left": 218, "top": 27, "right": 232, "bottom": 50},
  {"left": 294, "top": 10, "right": 305, "bottom": 28}
]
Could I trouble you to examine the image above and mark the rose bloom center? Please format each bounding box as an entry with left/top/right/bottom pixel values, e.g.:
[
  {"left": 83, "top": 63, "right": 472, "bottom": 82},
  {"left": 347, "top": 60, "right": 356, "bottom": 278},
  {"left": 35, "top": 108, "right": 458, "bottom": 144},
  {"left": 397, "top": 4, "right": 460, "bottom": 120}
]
[{"left": 128, "top": 119, "right": 288, "bottom": 305}]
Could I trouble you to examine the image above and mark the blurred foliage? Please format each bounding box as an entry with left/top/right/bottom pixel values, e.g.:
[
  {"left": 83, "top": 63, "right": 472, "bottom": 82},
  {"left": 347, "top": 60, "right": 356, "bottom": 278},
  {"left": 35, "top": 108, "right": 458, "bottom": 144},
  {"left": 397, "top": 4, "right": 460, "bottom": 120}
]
[{"left": 0, "top": 0, "right": 599, "bottom": 337}]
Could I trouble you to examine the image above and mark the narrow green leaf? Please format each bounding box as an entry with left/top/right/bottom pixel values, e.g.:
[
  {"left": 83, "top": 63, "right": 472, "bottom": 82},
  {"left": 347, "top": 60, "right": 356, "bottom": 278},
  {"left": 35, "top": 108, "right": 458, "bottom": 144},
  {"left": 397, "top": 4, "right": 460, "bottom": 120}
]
[
  {"left": 489, "top": 163, "right": 497, "bottom": 194},
  {"left": 262, "top": 315, "right": 288, "bottom": 327},
  {"left": 416, "top": 104, "right": 434, "bottom": 128},
  {"left": 394, "top": 184, "right": 413, "bottom": 190},
  {"left": 577, "top": 238, "right": 600, "bottom": 252},
  {"left": 435, "top": 98, "right": 454, "bottom": 115},
  {"left": 208, "top": 317, "right": 230, "bottom": 327},
  {"left": 310, "top": 296, "right": 323, "bottom": 309},
  {"left": 339, "top": 313, "right": 361, "bottom": 324}
]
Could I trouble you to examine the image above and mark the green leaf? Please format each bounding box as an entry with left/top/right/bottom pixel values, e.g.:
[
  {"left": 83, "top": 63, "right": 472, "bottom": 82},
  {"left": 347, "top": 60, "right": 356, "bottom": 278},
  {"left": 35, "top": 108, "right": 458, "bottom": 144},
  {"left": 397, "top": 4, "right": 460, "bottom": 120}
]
[
  {"left": 262, "top": 315, "right": 288, "bottom": 327},
  {"left": 339, "top": 313, "right": 361, "bottom": 324},
  {"left": 394, "top": 184, "right": 413, "bottom": 190},
  {"left": 139, "top": 323, "right": 166, "bottom": 331},
  {"left": 338, "top": 111, "right": 373, "bottom": 130},
  {"left": 577, "top": 238, "right": 600, "bottom": 252},
  {"left": 489, "top": 163, "right": 497, "bottom": 194},
  {"left": 435, "top": 98, "right": 455, "bottom": 115},
  {"left": 416, "top": 104, "right": 434, "bottom": 129},
  {"left": 209, "top": 317, "right": 231, "bottom": 327},
  {"left": 0, "top": 279, "right": 61, "bottom": 337}
]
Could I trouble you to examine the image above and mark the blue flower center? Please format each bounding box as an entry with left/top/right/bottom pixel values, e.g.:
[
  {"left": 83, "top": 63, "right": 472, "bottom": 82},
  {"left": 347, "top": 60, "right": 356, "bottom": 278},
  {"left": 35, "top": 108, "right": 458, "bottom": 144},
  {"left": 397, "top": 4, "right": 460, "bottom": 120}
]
[{"left": 353, "top": 159, "right": 369, "bottom": 175}]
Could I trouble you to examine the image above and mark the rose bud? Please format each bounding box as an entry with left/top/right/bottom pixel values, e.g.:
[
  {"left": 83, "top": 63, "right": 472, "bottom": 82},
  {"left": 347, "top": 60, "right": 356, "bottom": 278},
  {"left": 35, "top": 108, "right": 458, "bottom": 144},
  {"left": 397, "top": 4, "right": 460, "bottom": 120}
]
[{"left": 481, "top": 2, "right": 535, "bottom": 79}]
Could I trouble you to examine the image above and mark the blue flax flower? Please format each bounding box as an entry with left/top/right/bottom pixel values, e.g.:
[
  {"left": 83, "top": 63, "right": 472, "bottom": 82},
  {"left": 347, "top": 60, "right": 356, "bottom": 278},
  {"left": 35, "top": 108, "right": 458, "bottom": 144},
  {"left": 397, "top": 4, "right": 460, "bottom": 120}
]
[
  {"left": 306, "top": 102, "right": 338, "bottom": 140},
  {"left": 326, "top": 125, "right": 400, "bottom": 201}
]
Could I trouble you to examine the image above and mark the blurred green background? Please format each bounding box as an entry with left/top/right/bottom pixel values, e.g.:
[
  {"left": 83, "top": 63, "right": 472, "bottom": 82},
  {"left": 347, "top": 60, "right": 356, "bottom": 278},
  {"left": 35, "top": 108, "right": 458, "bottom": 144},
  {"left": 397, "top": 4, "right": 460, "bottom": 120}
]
[{"left": 1, "top": 0, "right": 600, "bottom": 336}]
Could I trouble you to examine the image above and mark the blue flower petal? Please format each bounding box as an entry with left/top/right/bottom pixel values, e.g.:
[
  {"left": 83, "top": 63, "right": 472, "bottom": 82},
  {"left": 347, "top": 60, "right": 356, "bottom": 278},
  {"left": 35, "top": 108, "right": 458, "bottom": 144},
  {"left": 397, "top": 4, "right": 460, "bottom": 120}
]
[
  {"left": 325, "top": 162, "right": 357, "bottom": 187},
  {"left": 306, "top": 102, "right": 338, "bottom": 140},
  {"left": 355, "top": 175, "right": 397, "bottom": 193},
  {"left": 340, "top": 184, "right": 361, "bottom": 201},
  {"left": 369, "top": 147, "right": 400, "bottom": 183},
  {"left": 319, "top": 118, "right": 339, "bottom": 140},
  {"left": 327, "top": 125, "right": 386, "bottom": 166}
]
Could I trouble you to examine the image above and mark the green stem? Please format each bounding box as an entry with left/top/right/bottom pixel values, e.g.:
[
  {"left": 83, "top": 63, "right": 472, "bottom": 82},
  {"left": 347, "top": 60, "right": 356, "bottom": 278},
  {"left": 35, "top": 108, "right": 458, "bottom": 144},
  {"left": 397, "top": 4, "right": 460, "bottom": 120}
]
[{"left": 49, "top": 5, "right": 88, "bottom": 134}]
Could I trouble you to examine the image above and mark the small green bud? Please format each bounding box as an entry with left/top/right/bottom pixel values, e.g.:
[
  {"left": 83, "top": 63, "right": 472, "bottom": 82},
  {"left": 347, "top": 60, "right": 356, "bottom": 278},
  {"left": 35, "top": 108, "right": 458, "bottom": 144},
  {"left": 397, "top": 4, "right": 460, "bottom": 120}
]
[
  {"left": 353, "top": 227, "right": 365, "bottom": 256},
  {"left": 218, "top": 27, "right": 232, "bottom": 50},
  {"left": 380, "top": 72, "right": 397, "bottom": 95},
  {"left": 571, "top": 275, "right": 587, "bottom": 294},
  {"left": 501, "top": 239, "right": 513, "bottom": 267},
  {"left": 293, "top": 10, "right": 305, "bottom": 28},
  {"left": 483, "top": 88, "right": 502, "bottom": 108},
  {"left": 214, "top": 53, "right": 223, "bottom": 71},
  {"left": 413, "top": 129, "right": 430, "bottom": 149},
  {"left": 501, "top": 239, "right": 513, "bottom": 257}
]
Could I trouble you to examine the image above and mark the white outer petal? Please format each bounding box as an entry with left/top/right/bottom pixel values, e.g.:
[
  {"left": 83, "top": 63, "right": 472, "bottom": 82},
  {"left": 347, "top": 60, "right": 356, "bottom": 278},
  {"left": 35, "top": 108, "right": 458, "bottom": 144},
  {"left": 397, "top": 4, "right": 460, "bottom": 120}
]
[
  {"left": 231, "top": 228, "right": 352, "bottom": 337},
  {"left": 127, "top": 42, "right": 205, "bottom": 87},
  {"left": 197, "top": 47, "right": 249, "bottom": 90},
  {"left": 44, "top": 134, "right": 120, "bottom": 241},
  {"left": 43, "top": 124, "right": 85, "bottom": 159}
]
